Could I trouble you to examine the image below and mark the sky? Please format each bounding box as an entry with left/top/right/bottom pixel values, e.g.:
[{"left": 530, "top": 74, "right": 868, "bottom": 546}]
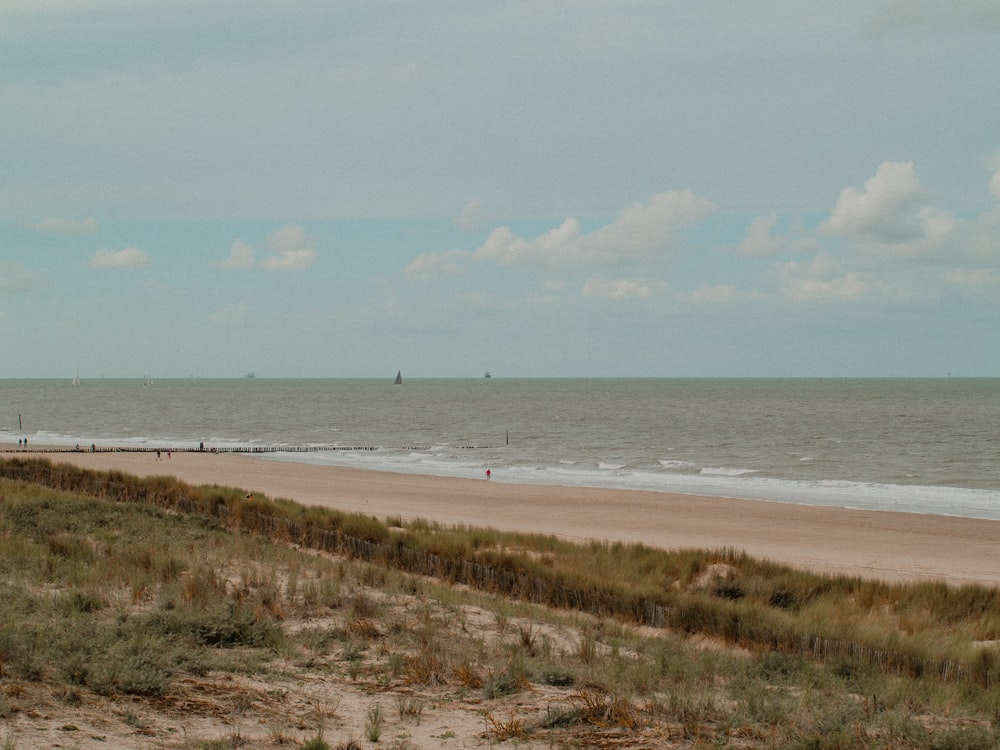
[{"left": 1, "top": 1, "right": 999, "bottom": 379}]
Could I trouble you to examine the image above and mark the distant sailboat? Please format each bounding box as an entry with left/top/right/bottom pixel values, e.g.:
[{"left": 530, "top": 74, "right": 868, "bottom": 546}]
[
  {"left": 394, "top": 370, "right": 403, "bottom": 385},
  {"left": 143, "top": 373, "right": 153, "bottom": 386},
  {"left": 72, "top": 371, "right": 81, "bottom": 386}
]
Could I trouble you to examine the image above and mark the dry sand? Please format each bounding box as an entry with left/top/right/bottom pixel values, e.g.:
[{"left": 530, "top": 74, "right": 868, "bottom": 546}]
[{"left": 12, "top": 448, "right": 1000, "bottom": 586}]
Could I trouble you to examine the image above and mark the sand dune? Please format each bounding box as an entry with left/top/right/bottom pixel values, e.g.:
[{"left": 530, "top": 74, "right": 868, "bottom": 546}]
[{"left": 17, "top": 449, "right": 1000, "bottom": 586}]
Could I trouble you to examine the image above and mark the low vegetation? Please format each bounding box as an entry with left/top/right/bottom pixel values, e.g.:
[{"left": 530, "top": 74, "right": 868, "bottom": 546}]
[{"left": 1, "top": 457, "right": 999, "bottom": 748}]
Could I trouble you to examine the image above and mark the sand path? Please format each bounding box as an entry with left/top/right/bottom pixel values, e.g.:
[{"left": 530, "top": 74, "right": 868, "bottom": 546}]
[{"left": 14, "top": 449, "right": 1000, "bottom": 586}]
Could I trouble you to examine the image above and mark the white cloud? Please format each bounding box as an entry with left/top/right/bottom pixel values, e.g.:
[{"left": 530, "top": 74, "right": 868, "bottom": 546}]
[
  {"left": 90, "top": 248, "right": 150, "bottom": 268},
  {"left": 503, "top": 189, "right": 715, "bottom": 267},
  {"left": 588, "top": 190, "right": 718, "bottom": 256},
  {"left": 420, "top": 156, "right": 1000, "bottom": 317},
  {"left": 750, "top": 152, "right": 1000, "bottom": 306},
  {"left": 474, "top": 219, "right": 581, "bottom": 267},
  {"left": 415, "top": 190, "right": 716, "bottom": 276},
  {"left": 260, "top": 225, "right": 316, "bottom": 270},
  {"left": 31, "top": 217, "right": 99, "bottom": 234},
  {"left": 987, "top": 149, "right": 1000, "bottom": 201},
  {"left": 958, "top": 155, "right": 1000, "bottom": 262},
  {"left": 405, "top": 249, "right": 467, "bottom": 279},
  {"left": 737, "top": 155, "right": 997, "bottom": 286},
  {"left": 892, "top": 204, "right": 960, "bottom": 262},
  {"left": 260, "top": 248, "right": 315, "bottom": 271},
  {"left": 821, "top": 161, "right": 929, "bottom": 242},
  {"left": 217, "top": 240, "right": 256, "bottom": 270},
  {"left": 216, "top": 225, "right": 316, "bottom": 271},
  {"left": 736, "top": 214, "right": 819, "bottom": 258},
  {"left": 263, "top": 224, "right": 309, "bottom": 254},
  {"left": 857, "top": 203, "right": 960, "bottom": 263},
  {"left": 779, "top": 254, "right": 864, "bottom": 302},
  {"left": 581, "top": 277, "right": 651, "bottom": 300},
  {"left": 737, "top": 214, "right": 781, "bottom": 257},
  {"left": 917, "top": 205, "right": 957, "bottom": 240}
]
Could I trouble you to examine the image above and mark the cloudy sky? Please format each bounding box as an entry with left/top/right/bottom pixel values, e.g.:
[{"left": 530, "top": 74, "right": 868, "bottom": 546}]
[{"left": 2, "top": 1, "right": 999, "bottom": 378}]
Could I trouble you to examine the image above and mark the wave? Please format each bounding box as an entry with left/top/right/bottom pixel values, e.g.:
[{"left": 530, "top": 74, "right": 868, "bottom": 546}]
[
  {"left": 264, "top": 447, "right": 1000, "bottom": 522},
  {"left": 659, "top": 459, "right": 697, "bottom": 470},
  {"left": 1, "top": 429, "right": 252, "bottom": 451},
  {"left": 6, "top": 429, "right": 1000, "bottom": 522},
  {"left": 700, "top": 467, "right": 760, "bottom": 477}
]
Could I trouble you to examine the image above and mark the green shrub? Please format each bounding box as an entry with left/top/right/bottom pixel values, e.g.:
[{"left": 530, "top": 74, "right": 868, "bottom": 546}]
[{"left": 144, "top": 605, "right": 283, "bottom": 649}]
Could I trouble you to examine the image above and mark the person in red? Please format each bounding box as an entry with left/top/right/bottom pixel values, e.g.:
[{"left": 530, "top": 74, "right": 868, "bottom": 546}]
[{"left": 485, "top": 469, "right": 491, "bottom": 480}]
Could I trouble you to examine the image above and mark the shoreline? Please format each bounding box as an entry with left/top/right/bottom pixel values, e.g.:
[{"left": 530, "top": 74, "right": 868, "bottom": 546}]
[{"left": 9, "top": 448, "right": 1000, "bottom": 587}]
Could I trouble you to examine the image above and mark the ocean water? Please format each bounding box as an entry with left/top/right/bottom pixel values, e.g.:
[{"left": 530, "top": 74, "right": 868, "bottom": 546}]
[{"left": 2, "top": 378, "right": 998, "bottom": 520}]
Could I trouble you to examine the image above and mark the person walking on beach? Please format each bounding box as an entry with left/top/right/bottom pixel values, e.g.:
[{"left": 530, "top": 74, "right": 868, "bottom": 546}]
[{"left": 485, "top": 469, "right": 491, "bottom": 480}]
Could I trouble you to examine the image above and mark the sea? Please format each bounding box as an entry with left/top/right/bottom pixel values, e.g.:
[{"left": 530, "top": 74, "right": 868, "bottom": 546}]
[{"left": 2, "top": 378, "right": 998, "bottom": 520}]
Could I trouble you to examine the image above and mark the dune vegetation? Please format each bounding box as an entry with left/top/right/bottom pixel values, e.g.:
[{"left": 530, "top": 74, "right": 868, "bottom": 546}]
[{"left": 1, "top": 457, "right": 999, "bottom": 748}]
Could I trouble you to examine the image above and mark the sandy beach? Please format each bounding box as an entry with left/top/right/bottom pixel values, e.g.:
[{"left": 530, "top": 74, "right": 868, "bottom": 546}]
[{"left": 11, "top": 448, "right": 1000, "bottom": 586}]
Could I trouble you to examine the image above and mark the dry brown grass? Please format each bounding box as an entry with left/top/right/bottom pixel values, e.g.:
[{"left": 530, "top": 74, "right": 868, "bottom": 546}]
[{"left": 3, "top": 464, "right": 1000, "bottom": 749}]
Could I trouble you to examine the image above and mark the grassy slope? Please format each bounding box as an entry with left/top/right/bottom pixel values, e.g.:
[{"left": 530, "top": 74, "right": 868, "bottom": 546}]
[{"left": 1, "top": 462, "right": 1000, "bottom": 748}]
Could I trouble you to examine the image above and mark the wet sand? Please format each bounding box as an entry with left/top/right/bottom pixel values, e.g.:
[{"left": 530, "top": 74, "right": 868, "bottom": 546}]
[{"left": 12, "top": 449, "right": 1000, "bottom": 586}]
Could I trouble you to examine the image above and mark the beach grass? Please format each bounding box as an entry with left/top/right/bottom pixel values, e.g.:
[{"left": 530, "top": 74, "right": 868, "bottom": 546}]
[
  {"left": 2, "top": 458, "right": 1000, "bottom": 747},
  {"left": 4, "top": 458, "right": 1000, "bottom": 673}
]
